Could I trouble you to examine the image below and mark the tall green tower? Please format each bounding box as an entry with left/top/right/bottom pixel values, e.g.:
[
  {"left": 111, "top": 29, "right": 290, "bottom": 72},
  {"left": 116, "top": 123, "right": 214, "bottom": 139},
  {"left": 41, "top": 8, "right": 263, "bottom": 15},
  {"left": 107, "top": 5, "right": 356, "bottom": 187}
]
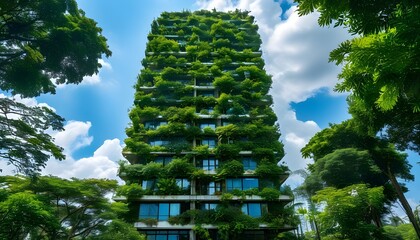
[{"left": 118, "top": 10, "right": 297, "bottom": 240}]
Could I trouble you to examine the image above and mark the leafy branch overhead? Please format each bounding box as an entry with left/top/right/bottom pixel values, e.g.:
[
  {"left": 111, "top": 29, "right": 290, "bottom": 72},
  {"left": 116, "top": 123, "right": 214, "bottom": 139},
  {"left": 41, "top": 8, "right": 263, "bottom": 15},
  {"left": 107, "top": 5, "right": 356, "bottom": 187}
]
[
  {"left": 0, "top": 97, "right": 65, "bottom": 176},
  {"left": 0, "top": 0, "right": 111, "bottom": 175},
  {"left": 301, "top": 0, "right": 420, "bottom": 152},
  {"left": 0, "top": 0, "right": 111, "bottom": 97}
]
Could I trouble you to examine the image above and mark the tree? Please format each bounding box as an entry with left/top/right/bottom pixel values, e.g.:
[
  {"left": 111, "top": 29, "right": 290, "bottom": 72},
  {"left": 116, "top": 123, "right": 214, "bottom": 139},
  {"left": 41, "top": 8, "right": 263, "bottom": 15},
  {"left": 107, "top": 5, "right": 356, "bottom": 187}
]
[
  {"left": 0, "top": 97, "right": 65, "bottom": 176},
  {"left": 0, "top": 0, "right": 111, "bottom": 97},
  {"left": 301, "top": 120, "right": 419, "bottom": 237},
  {"left": 295, "top": 0, "right": 420, "bottom": 158},
  {"left": 312, "top": 184, "right": 386, "bottom": 240},
  {"left": 0, "top": 176, "right": 142, "bottom": 239},
  {"left": 0, "top": 0, "right": 111, "bottom": 175},
  {"left": 295, "top": 0, "right": 420, "bottom": 234},
  {"left": 0, "top": 191, "right": 60, "bottom": 239}
]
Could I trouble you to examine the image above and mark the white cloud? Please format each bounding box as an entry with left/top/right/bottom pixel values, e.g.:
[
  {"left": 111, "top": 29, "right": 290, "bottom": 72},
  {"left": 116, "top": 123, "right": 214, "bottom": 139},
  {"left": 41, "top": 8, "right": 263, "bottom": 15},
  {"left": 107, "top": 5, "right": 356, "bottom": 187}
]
[
  {"left": 53, "top": 121, "right": 93, "bottom": 155},
  {"left": 81, "top": 74, "right": 101, "bottom": 85},
  {"left": 99, "top": 58, "right": 112, "bottom": 70},
  {"left": 0, "top": 118, "right": 122, "bottom": 181},
  {"left": 42, "top": 137, "right": 123, "bottom": 180},
  {"left": 93, "top": 139, "right": 124, "bottom": 162},
  {"left": 44, "top": 121, "right": 122, "bottom": 180},
  {"left": 195, "top": 0, "right": 350, "bottom": 176}
]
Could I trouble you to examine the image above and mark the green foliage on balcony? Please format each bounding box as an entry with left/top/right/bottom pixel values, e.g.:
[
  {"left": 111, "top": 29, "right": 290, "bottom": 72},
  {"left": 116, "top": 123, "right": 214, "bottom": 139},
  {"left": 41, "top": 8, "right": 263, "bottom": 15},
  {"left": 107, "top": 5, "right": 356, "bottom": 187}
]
[
  {"left": 146, "top": 36, "right": 179, "bottom": 52},
  {"left": 215, "top": 144, "right": 241, "bottom": 161},
  {"left": 162, "top": 106, "right": 197, "bottom": 122},
  {"left": 213, "top": 74, "right": 237, "bottom": 94},
  {"left": 258, "top": 188, "right": 281, "bottom": 201},
  {"left": 255, "top": 162, "right": 288, "bottom": 182},
  {"left": 166, "top": 159, "right": 195, "bottom": 177},
  {"left": 116, "top": 183, "right": 144, "bottom": 200},
  {"left": 217, "top": 160, "right": 244, "bottom": 178}
]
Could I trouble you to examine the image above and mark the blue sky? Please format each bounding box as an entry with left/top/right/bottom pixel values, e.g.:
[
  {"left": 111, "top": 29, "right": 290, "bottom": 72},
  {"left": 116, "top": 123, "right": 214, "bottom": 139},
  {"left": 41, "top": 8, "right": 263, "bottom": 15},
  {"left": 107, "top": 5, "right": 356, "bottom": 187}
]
[{"left": 1, "top": 0, "right": 419, "bottom": 217}]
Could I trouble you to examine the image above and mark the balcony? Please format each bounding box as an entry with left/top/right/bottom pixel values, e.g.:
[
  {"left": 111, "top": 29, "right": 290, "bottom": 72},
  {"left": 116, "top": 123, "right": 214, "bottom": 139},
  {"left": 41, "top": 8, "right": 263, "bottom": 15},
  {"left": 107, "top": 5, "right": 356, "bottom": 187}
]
[{"left": 114, "top": 194, "right": 293, "bottom": 202}]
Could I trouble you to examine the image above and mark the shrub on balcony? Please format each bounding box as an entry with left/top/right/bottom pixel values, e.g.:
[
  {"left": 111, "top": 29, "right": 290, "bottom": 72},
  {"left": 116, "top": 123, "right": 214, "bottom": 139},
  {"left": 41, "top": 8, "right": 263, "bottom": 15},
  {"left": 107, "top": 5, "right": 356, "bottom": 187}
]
[
  {"left": 190, "top": 169, "right": 214, "bottom": 181},
  {"left": 161, "top": 67, "right": 185, "bottom": 80},
  {"left": 216, "top": 124, "right": 239, "bottom": 144},
  {"left": 156, "top": 178, "right": 181, "bottom": 195},
  {"left": 258, "top": 187, "right": 280, "bottom": 201},
  {"left": 166, "top": 159, "right": 195, "bottom": 177},
  {"left": 202, "top": 126, "right": 216, "bottom": 136},
  {"left": 252, "top": 148, "right": 275, "bottom": 163},
  {"left": 163, "top": 106, "right": 197, "bottom": 123},
  {"left": 116, "top": 183, "right": 144, "bottom": 200},
  {"left": 135, "top": 106, "right": 160, "bottom": 122},
  {"left": 255, "top": 162, "right": 285, "bottom": 181},
  {"left": 217, "top": 160, "right": 244, "bottom": 178},
  {"left": 215, "top": 144, "right": 240, "bottom": 160},
  {"left": 139, "top": 218, "right": 158, "bottom": 226},
  {"left": 142, "top": 162, "right": 165, "bottom": 179},
  {"left": 147, "top": 123, "right": 187, "bottom": 138},
  {"left": 165, "top": 140, "right": 192, "bottom": 153},
  {"left": 146, "top": 36, "right": 180, "bottom": 52},
  {"left": 213, "top": 74, "right": 237, "bottom": 93},
  {"left": 137, "top": 68, "right": 157, "bottom": 86},
  {"left": 193, "top": 225, "right": 212, "bottom": 240}
]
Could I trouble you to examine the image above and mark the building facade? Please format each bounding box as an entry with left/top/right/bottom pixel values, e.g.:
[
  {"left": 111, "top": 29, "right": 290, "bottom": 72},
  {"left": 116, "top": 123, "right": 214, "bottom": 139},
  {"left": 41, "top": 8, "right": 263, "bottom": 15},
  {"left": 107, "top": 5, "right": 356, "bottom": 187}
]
[{"left": 118, "top": 10, "right": 296, "bottom": 240}]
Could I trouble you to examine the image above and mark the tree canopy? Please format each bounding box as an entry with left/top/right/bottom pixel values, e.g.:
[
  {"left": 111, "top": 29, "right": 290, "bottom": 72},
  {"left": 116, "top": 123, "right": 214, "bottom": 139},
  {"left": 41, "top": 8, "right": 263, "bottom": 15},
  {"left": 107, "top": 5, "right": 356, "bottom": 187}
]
[
  {"left": 0, "top": 98, "right": 65, "bottom": 176},
  {"left": 0, "top": 0, "right": 111, "bottom": 97},
  {"left": 295, "top": 1, "right": 420, "bottom": 237},
  {"left": 0, "top": 0, "right": 111, "bottom": 175},
  {"left": 296, "top": 0, "right": 420, "bottom": 154},
  {"left": 300, "top": 120, "right": 418, "bottom": 238},
  {"left": 0, "top": 175, "right": 144, "bottom": 240}
]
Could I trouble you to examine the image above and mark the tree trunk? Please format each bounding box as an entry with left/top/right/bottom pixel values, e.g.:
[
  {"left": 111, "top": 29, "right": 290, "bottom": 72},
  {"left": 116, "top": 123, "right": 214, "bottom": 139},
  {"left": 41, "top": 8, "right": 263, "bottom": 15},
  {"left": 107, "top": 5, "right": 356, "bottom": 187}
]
[{"left": 386, "top": 166, "right": 420, "bottom": 239}]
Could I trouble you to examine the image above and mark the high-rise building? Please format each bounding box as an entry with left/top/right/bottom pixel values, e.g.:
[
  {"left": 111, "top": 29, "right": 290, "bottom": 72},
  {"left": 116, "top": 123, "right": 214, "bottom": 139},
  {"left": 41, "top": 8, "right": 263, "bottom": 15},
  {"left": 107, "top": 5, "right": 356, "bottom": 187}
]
[{"left": 117, "top": 10, "right": 296, "bottom": 240}]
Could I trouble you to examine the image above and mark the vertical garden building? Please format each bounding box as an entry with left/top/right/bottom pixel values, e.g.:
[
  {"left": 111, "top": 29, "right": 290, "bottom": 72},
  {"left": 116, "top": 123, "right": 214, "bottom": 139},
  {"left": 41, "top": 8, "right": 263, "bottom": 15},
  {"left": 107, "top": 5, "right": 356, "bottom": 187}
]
[{"left": 118, "top": 10, "right": 296, "bottom": 240}]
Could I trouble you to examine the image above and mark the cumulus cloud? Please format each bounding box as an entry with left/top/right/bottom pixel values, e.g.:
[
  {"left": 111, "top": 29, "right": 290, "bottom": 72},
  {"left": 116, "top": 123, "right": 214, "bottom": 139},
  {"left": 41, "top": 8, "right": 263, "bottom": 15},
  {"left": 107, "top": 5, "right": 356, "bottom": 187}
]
[
  {"left": 0, "top": 117, "right": 122, "bottom": 180},
  {"left": 42, "top": 121, "right": 122, "bottom": 180},
  {"left": 195, "top": 1, "right": 350, "bottom": 183},
  {"left": 53, "top": 121, "right": 93, "bottom": 155}
]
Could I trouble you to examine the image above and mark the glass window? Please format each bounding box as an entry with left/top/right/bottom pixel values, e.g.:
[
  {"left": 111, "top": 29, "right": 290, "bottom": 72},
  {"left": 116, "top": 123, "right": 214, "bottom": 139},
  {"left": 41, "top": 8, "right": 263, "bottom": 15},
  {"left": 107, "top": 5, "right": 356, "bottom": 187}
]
[
  {"left": 145, "top": 231, "right": 189, "bottom": 240},
  {"left": 226, "top": 179, "right": 241, "bottom": 192},
  {"left": 241, "top": 203, "right": 262, "bottom": 217},
  {"left": 200, "top": 123, "right": 216, "bottom": 130},
  {"left": 243, "top": 178, "right": 259, "bottom": 190},
  {"left": 139, "top": 203, "right": 181, "bottom": 220},
  {"left": 242, "top": 158, "right": 257, "bottom": 170},
  {"left": 202, "top": 138, "right": 216, "bottom": 148},
  {"left": 208, "top": 181, "right": 221, "bottom": 195},
  {"left": 159, "top": 203, "right": 169, "bottom": 220},
  {"left": 145, "top": 121, "right": 167, "bottom": 129},
  {"left": 226, "top": 178, "right": 259, "bottom": 191},
  {"left": 169, "top": 203, "right": 180, "bottom": 216},
  {"left": 142, "top": 180, "right": 156, "bottom": 191},
  {"left": 155, "top": 156, "right": 173, "bottom": 166},
  {"left": 176, "top": 179, "right": 190, "bottom": 190},
  {"left": 150, "top": 140, "right": 169, "bottom": 146},
  {"left": 202, "top": 158, "right": 218, "bottom": 171},
  {"left": 140, "top": 203, "right": 158, "bottom": 219},
  {"left": 201, "top": 203, "right": 218, "bottom": 210}
]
